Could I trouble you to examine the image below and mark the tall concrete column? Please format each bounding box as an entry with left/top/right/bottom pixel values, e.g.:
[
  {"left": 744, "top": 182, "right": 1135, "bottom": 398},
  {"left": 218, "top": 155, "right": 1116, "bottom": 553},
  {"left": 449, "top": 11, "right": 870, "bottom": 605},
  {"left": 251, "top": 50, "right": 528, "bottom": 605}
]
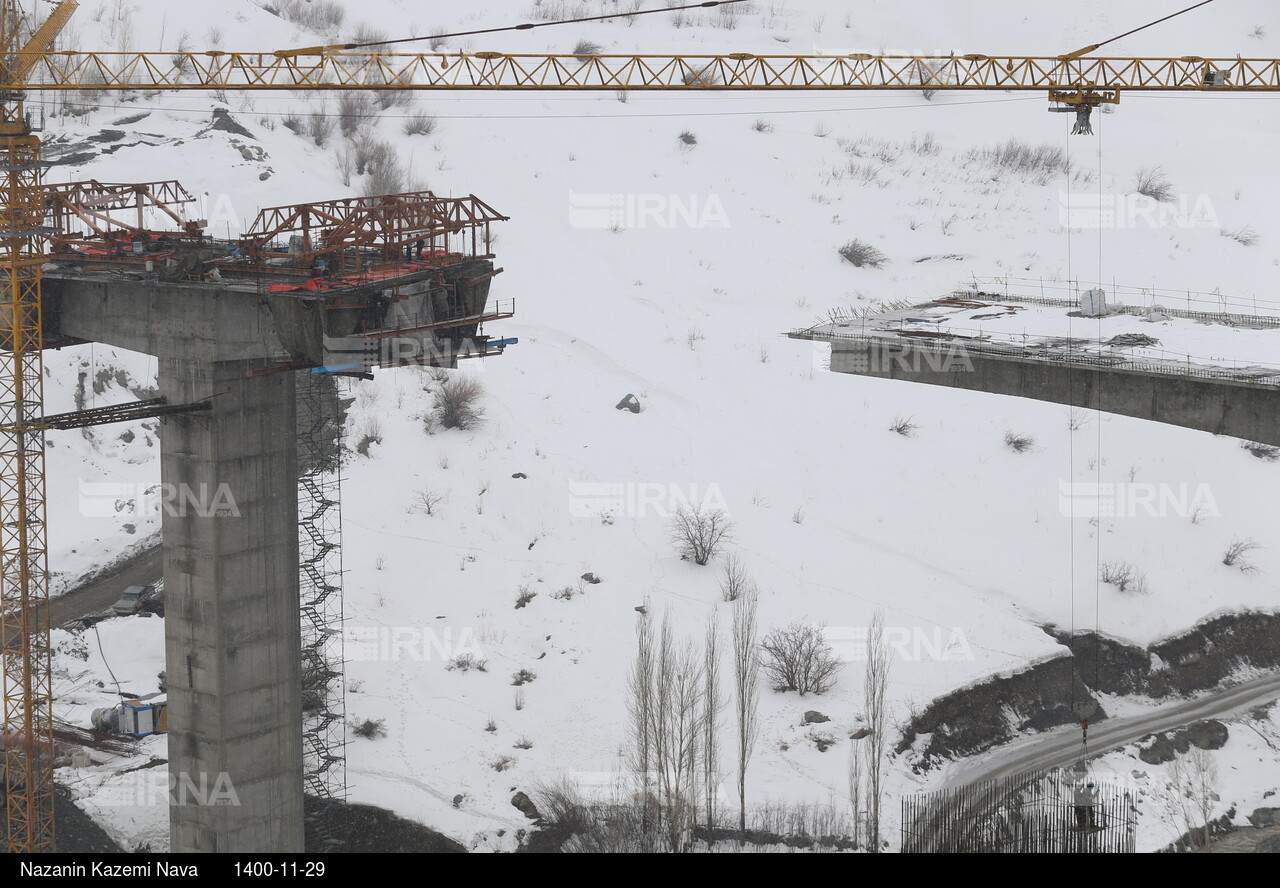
[{"left": 160, "top": 358, "right": 303, "bottom": 853}]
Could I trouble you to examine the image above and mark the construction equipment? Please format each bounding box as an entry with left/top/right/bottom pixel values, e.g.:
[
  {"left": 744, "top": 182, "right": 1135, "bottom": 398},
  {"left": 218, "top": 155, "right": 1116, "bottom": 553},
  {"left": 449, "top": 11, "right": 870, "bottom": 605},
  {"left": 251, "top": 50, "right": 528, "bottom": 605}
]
[
  {"left": 91, "top": 695, "right": 167, "bottom": 738},
  {"left": 2, "top": 0, "right": 1277, "bottom": 853}
]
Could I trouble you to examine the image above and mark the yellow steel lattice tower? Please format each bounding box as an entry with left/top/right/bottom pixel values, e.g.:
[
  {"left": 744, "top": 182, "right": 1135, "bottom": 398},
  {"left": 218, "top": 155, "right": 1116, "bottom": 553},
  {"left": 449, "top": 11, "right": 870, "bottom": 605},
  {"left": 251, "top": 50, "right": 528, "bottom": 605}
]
[{"left": 0, "top": 0, "right": 54, "bottom": 854}]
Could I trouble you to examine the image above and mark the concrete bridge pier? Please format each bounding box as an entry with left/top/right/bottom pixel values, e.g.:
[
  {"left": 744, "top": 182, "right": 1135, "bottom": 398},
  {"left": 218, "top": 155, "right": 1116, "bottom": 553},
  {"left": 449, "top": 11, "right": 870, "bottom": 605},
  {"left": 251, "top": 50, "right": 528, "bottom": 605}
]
[
  {"left": 159, "top": 358, "right": 302, "bottom": 853},
  {"left": 45, "top": 274, "right": 306, "bottom": 852}
]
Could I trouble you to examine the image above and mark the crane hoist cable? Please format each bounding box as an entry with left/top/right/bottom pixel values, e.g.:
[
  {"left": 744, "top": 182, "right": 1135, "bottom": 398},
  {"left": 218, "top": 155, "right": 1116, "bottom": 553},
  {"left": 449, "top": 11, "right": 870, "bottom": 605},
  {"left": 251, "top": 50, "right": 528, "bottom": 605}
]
[
  {"left": 1061, "top": 0, "right": 1219, "bottom": 61},
  {"left": 276, "top": 0, "right": 751, "bottom": 57}
]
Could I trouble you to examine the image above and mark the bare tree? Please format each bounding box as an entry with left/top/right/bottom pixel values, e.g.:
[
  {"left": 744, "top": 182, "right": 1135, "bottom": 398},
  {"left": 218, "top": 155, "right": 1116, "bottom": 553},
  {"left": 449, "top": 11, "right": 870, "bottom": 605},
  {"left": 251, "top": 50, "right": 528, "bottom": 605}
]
[
  {"left": 863, "top": 610, "right": 890, "bottom": 851},
  {"left": 847, "top": 736, "right": 863, "bottom": 849},
  {"left": 731, "top": 587, "right": 759, "bottom": 838},
  {"left": 652, "top": 613, "right": 704, "bottom": 852},
  {"left": 625, "top": 604, "right": 656, "bottom": 839},
  {"left": 702, "top": 613, "right": 724, "bottom": 838},
  {"left": 669, "top": 504, "right": 734, "bottom": 566},
  {"left": 759, "top": 622, "right": 843, "bottom": 696},
  {"left": 719, "top": 553, "right": 753, "bottom": 602},
  {"left": 1168, "top": 746, "right": 1218, "bottom": 850}
]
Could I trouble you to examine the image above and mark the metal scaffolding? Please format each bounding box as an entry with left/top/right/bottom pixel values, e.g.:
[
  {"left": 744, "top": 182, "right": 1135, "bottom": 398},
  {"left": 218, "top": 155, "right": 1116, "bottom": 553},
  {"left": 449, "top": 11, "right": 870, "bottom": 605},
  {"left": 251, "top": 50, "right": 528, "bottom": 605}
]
[
  {"left": 901, "top": 768, "right": 1137, "bottom": 853},
  {"left": 296, "top": 372, "right": 346, "bottom": 808}
]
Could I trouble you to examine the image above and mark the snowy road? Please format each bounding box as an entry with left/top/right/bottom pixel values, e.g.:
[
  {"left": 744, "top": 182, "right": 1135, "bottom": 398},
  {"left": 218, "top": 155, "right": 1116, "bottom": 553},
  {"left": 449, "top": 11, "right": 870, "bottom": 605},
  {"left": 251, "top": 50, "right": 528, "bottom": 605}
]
[
  {"left": 50, "top": 545, "right": 163, "bottom": 628},
  {"left": 950, "top": 673, "right": 1280, "bottom": 786}
]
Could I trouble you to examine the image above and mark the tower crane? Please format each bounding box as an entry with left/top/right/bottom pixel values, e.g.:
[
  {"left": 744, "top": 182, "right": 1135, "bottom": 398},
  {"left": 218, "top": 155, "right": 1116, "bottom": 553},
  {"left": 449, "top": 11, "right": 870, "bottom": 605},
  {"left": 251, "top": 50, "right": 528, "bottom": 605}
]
[{"left": 3, "top": 0, "right": 1277, "bottom": 853}]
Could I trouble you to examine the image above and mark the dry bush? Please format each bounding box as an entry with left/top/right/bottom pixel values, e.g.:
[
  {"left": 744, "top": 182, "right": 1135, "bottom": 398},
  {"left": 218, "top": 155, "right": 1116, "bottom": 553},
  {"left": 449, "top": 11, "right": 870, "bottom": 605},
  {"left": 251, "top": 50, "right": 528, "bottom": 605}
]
[
  {"left": 1099, "top": 561, "right": 1149, "bottom": 595},
  {"left": 445, "top": 653, "right": 487, "bottom": 672},
  {"left": 889, "top": 416, "right": 919, "bottom": 437},
  {"left": 1242, "top": 440, "right": 1280, "bottom": 461},
  {"left": 350, "top": 717, "right": 386, "bottom": 739},
  {"left": 668, "top": 504, "right": 733, "bottom": 565},
  {"left": 271, "top": 0, "right": 345, "bottom": 32},
  {"left": 1221, "top": 225, "right": 1259, "bottom": 247},
  {"left": 337, "top": 92, "right": 378, "bottom": 137},
  {"left": 1132, "top": 166, "right": 1176, "bottom": 202},
  {"left": 307, "top": 106, "right": 335, "bottom": 147},
  {"left": 402, "top": 111, "right": 439, "bottom": 136},
  {"left": 1222, "top": 537, "right": 1262, "bottom": 572},
  {"left": 515, "top": 584, "right": 537, "bottom": 609},
  {"left": 1003, "top": 430, "right": 1035, "bottom": 453},
  {"left": 433, "top": 374, "right": 486, "bottom": 430},
  {"left": 838, "top": 239, "right": 888, "bottom": 268},
  {"left": 758, "top": 622, "right": 842, "bottom": 695},
  {"left": 572, "top": 39, "right": 603, "bottom": 60}
]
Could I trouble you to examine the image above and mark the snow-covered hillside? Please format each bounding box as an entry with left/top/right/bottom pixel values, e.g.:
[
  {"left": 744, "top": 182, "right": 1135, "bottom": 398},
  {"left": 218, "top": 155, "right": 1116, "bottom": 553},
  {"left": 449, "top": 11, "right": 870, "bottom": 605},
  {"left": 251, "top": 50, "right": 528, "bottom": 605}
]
[{"left": 44, "top": 0, "right": 1280, "bottom": 852}]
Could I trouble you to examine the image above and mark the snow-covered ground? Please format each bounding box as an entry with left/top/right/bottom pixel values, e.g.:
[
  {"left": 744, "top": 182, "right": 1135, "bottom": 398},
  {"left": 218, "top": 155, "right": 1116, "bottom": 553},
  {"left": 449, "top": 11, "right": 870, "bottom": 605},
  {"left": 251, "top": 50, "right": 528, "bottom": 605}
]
[{"left": 40, "top": 0, "right": 1280, "bottom": 852}]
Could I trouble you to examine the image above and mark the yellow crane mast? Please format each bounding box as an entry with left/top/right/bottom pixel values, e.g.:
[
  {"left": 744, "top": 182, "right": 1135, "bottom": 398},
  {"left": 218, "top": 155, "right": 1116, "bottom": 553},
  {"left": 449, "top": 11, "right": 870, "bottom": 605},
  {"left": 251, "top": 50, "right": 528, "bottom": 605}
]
[
  {"left": 0, "top": 0, "right": 69, "bottom": 856},
  {"left": 1, "top": 0, "right": 1277, "bottom": 853}
]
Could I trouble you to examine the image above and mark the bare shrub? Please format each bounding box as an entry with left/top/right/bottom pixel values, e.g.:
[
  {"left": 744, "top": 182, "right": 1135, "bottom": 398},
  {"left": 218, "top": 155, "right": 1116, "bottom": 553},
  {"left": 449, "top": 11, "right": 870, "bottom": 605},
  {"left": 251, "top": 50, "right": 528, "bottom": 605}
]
[
  {"left": 965, "top": 138, "right": 1082, "bottom": 184},
  {"left": 1003, "top": 430, "right": 1035, "bottom": 453},
  {"left": 535, "top": 780, "right": 664, "bottom": 853},
  {"left": 515, "top": 584, "right": 537, "bottom": 608},
  {"left": 909, "top": 132, "right": 940, "bottom": 155},
  {"left": 362, "top": 151, "right": 407, "bottom": 197},
  {"left": 337, "top": 92, "right": 378, "bottom": 137},
  {"left": 491, "top": 755, "right": 515, "bottom": 772},
  {"left": 351, "top": 717, "right": 386, "bottom": 739},
  {"left": 838, "top": 239, "right": 888, "bottom": 268},
  {"left": 513, "top": 736, "right": 534, "bottom": 750},
  {"left": 402, "top": 110, "right": 439, "bottom": 136},
  {"left": 758, "top": 622, "right": 842, "bottom": 696},
  {"left": 1221, "top": 225, "right": 1259, "bottom": 246},
  {"left": 511, "top": 668, "right": 537, "bottom": 686},
  {"left": 681, "top": 67, "right": 721, "bottom": 86},
  {"left": 281, "top": 111, "right": 304, "bottom": 135},
  {"left": 1222, "top": 537, "right": 1262, "bottom": 572},
  {"left": 414, "top": 488, "right": 447, "bottom": 516},
  {"left": 353, "top": 133, "right": 392, "bottom": 175},
  {"left": 307, "top": 105, "right": 335, "bottom": 147},
  {"left": 1132, "top": 165, "right": 1176, "bottom": 202},
  {"left": 752, "top": 119, "right": 774, "bottom": 133},
  {"left": 445, "top": 653, "right": 487, "bottom": 672},
  {"left": 668, "top": 504, "right": 733, "bottom": 565},
  {"left": 273, "top": 0, "right": 345, "bottom": 32},
  {"left": 1242, "top": 440, "right": 1280, "bottom": 461},
  {"left": 678, "top": 129, "right": 697, "bottom": 147},
  {"left": 572, "top": 39, "right": 603, "bottom": 60},
  {"left": 433, "top": 374, "right": 486, "bottom": 430},
  {"left": 889, "top": 415, "right": 918, "bottom": 437},
  {"left": 1099, "top": 561, "right": 1149, "bottom": 595}
]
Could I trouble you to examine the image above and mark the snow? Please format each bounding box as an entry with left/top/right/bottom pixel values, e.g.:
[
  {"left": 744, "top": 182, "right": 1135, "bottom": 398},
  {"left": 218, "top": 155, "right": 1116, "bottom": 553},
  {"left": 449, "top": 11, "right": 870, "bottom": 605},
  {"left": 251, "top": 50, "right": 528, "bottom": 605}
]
[{"left": 38, "top": 0, "right": 1280, "bottom": 852}]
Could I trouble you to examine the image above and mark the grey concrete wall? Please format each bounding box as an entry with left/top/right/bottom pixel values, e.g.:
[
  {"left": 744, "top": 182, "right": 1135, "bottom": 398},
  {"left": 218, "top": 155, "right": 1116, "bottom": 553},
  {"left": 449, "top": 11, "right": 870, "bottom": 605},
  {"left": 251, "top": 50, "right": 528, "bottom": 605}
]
[
  {"left": 829, "top": 340, "right": 1280, "bottom": 446},
  {"left": 43, "top": 273, "right": 281, "bottom": 362},
  {"left": 161, "top": 358, "right": 303, "bottom": 853}
]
